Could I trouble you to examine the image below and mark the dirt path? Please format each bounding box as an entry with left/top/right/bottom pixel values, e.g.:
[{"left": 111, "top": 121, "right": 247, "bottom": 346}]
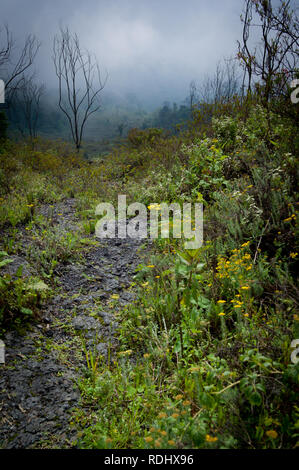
[{"left": 0, "top": 199, "right": 144, "bottom": 448}]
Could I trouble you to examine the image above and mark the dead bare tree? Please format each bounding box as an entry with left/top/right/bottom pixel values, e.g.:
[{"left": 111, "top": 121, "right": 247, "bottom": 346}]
[
  {"left": 22, "top": 78, "right": 45, "bottom": 140},
  {"left": 53, "top": 27, "right": 107, "bottom": 150},
  {"left": 0, "top": 25, "right": 40, "bottom": 103},
  {"left": 238, "top": 0, "right": 299, "bottom": 102},
  {"left": 10, "top": 74, "right": 45, "bottom": 140},
  {"left": 0, "top": 25, "right": 11, "bottom": 68},
  {"left": 198, "top": 60, "right": 240, "bottom": 105},
  {"left": 189, "top": 80, "right": 197, "bottom": 112}
]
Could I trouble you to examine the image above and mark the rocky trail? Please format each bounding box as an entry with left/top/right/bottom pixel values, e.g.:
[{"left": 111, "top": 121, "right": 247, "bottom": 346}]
[{"left": 0, "top": 199, "right": 145, "bottom": 448}]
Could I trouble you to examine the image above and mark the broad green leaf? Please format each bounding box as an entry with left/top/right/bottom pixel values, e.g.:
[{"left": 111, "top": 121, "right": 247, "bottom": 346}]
[
  {"left": 0, "top": 258, "right": 13, "bottom": 268},
  {"left": 21, "top": 307, "right": 33, "bottom": 315},
  {"left": 27, "top": 280, "right": 50, "bottom": 292}
]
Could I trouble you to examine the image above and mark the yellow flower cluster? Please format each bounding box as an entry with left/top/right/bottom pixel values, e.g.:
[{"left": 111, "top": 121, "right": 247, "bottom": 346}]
[
  {"left": 216, "top": 246, "right": 253, "bottom": 281},
  {"left": 144, "top": 400, "right": 191, "bottom": 448},
  {"left": 283, "top": 214, "right": 296, "bottom": 223}
]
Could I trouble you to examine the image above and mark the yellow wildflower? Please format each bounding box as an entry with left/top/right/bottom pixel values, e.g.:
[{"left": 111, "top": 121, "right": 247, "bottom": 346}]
[
  {"left": 175, "top": 394, "right": 184, "bottom": 400},
  {"left": 145, "top": 436, "right": 153, "bottom": 443},
  {"left": 148, "top": 204, "right": 161, "bottom": 210},
  {"left": 110, "top": 294, "right": 119, "bottom": 300},
  {"left": 188, "top": 366, "right": 200, "bottom": 372},
  {"left": 266, "top": 430, "right": 278, "bottom": 439},
  {"left": 118, "top": 349, "right": 132, "bottom": 356},
  {"left": 205, "top": 434, "right": 218, "bottom": 443}
]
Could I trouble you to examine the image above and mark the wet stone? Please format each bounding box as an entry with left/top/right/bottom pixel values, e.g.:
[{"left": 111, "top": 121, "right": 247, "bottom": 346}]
[{"left": 71, "top": 315, "right": 101, "bottom": 331}]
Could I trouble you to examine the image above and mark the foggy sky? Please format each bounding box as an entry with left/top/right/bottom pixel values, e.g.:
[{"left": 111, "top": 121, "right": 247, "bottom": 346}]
[{"left": 1, "top": 0, "right": 245, "bottom": 105}]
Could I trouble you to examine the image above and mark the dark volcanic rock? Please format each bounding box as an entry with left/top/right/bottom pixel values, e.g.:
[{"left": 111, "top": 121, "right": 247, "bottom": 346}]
[{"left": 0, "top": 200, "right": 144, "bottom": 448}]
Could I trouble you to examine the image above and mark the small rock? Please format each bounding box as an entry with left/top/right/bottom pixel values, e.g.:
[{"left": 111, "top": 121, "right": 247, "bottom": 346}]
[
  {"left": 0, "top": 340, "right": 5, "bottom": 364},
  {"left": 96, "top": 343, "right": 108, "bottom": 357}
]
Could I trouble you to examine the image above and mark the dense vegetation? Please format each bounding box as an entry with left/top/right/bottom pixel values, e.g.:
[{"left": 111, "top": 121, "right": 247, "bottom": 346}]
[
  {"left": 1, "top": 87, "right": 298, "bottom": 448},
  {"left": 0, "top": 0, "right": 298, "bottom": 450}
]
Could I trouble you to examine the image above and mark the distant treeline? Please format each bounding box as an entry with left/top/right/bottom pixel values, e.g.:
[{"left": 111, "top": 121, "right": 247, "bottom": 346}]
[{"left": 6, "top": 90, "right": 192, "bottom": 142}]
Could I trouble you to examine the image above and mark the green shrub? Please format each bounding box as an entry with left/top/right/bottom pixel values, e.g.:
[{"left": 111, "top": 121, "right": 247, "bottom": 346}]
[{"left": 0, "top": 251, "right": 50, "bottom": 332}]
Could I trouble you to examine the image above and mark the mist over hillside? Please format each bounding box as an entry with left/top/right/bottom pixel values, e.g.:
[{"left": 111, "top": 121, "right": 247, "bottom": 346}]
[
  {"left": 0, "top": 0, "right": 248, "bottom": 148},
  {"left": 7, "top": 85, "right": 194, "bottom": 149}
]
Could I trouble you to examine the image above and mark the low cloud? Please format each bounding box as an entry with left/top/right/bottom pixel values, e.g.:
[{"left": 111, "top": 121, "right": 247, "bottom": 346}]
[{"left": 1, "top": 0, "right": 244, "bottom": 104}]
